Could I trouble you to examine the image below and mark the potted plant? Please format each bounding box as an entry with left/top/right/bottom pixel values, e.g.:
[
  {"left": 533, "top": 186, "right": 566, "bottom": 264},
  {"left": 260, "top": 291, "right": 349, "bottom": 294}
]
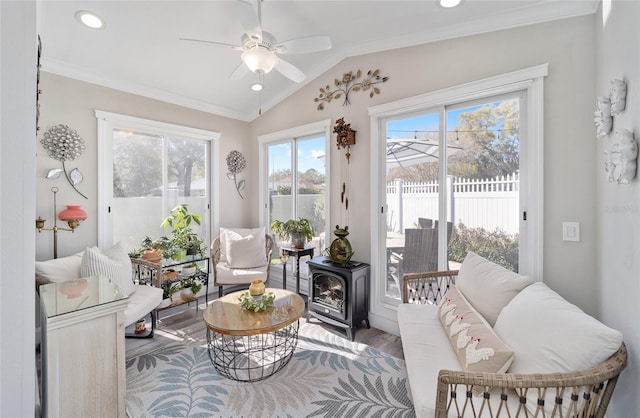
[
  {"left": 270, "top": 218, "right": 314, "bottom": 249},
  {"left": 179, "top": 277, "right": 203, "bottom": 299},
  {"left": 161, "top": 204, "right": 205, "bottom": 256}
]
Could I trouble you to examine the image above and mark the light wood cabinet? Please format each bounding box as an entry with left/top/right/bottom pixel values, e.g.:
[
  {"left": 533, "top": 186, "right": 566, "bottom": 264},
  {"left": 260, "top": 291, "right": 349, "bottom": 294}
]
[{"left": 40, "top": 276, "right": 128, "bottom": 418}]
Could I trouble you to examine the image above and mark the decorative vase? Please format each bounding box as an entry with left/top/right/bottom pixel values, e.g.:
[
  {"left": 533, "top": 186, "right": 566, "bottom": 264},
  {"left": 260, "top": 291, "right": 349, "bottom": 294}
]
[
  {"left": 249, "top": 279, "right": 265, "bottom": 296},
  {"left": 291, "top": 231, "right": 305, "bottom": 249},
  {"left": 329, "top": 225, "right": 354, "bottom": 266}
]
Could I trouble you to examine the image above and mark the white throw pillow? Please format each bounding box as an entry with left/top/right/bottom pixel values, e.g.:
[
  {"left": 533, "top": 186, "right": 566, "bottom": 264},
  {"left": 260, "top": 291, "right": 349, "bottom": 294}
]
[
  {"left": 219, "top": 227, "right": 265, "bottom": 263},
  {"left": 35, "top": 251, "right": 84, "bottom": 284},
  {"left": 456, "top": 251, "right": 533, "bottom": 326},
  {"left": 494, "top": 282, "right": 623, "bottom": 374},
  {"left": 224, "top": 228, "right": 267, "bottom": 269},
  {"left": 80, "top": 242, "right": 135, "bottom": 296}
]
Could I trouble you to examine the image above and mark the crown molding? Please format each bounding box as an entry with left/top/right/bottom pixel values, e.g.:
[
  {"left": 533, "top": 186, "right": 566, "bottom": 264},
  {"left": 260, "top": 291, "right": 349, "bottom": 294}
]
[
  {"left": 344, "top": 0, "right": 599, "bottom": 57},
  {"left": 41, "top": 57, "right": 253, "bottom": 122}
]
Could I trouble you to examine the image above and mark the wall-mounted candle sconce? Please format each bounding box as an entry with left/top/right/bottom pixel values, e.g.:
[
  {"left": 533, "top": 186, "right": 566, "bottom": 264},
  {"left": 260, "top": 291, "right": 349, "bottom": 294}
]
[{"left": 36, "top": 186, "right": 87, "bottom": 259}]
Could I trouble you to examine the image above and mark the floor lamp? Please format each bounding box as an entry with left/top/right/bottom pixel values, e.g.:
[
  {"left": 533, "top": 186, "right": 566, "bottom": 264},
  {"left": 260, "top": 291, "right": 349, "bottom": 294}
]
[{"left": 36, "top": 186, "right": 87, "bottom": 259}]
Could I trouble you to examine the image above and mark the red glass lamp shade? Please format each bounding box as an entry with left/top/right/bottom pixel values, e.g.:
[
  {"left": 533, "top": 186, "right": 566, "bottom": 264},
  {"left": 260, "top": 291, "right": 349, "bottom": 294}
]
[{"left": 58, "top": 205, "right": 87, "bottom": 229}]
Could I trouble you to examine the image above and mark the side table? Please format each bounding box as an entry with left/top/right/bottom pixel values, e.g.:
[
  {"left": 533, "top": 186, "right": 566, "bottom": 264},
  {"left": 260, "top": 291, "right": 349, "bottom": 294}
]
[{"left": 281, "top": 245, "right": 314, "bottom": 298}]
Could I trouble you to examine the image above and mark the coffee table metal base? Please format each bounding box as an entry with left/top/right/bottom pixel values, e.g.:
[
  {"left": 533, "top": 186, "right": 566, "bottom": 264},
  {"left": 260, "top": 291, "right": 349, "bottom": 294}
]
[{"left": 206, "top": 320, "right": 300, "bottom": 382}]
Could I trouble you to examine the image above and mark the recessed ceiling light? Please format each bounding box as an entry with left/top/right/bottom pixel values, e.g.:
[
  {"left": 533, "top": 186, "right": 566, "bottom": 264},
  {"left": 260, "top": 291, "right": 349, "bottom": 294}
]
[
  {"left": 75, "top": 10, "right": 105, "bottom": 29},
  {"left": 439, "top": 0, "right": 461, "bottom": 8},
  {"left": 250, "top": 82, "right": 264, "bottom": 92}
]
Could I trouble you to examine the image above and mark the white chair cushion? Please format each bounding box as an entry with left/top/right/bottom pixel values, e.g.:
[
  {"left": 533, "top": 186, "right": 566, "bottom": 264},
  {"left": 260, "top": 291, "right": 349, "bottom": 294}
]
[
  {"left": 456, "top": 251, "right": 533, "bottom": 326},
  {"left": 219, "top": 227, "right": 265, "bottom": 264},
  {"left": 80, "top": 242, "right": 136, "bottom": 296},
  {"left": 215, "top": 262, "right": 268, "bottom": 285},
  {"left": 35, "top": 251, "right": 83, "bottom": 284},
  {"left": 494, "top": 282, "right": 623, "bottom": 374},
  {"left": 225, "top": 228, "right": 267, "bottom": 268},
  {"left": 123, "top": 284, "right": 163, "bottom": 328}
]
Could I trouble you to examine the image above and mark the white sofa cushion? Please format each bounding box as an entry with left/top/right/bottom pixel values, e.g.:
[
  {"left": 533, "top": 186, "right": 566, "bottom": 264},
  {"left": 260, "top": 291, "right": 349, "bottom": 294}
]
[
  {"left": 219, "top": 227, "right": 266, "bottom": 264},
  {"left": 439, "top": 286, "right": 514, "bottom": 375},
  {"left": 398, "top": 303, "right": 461, "bottom": 418},
  {"left": 225, "top": 228, "right": 267, "bottom": 268},
  {"left": 494, "top": 282, "right": 623, "bottom": 374},
  {"left": 35, "top": 251, "right": 83, "bottom": 285},
  {"left": 80, "top": 242, "right": 136, "bottom": 296},
  {"left": 124, "top": 284, "right": 163, "bottom": 328},
  {"left": 456, "top": 251, "right": 533, "bottom": 326}
]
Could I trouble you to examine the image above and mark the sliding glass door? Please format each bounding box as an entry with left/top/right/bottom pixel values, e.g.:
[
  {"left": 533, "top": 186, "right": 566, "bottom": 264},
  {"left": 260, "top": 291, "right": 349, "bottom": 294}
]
[{"left": 383, "top": 94, "right": 523, "bottom": 300}]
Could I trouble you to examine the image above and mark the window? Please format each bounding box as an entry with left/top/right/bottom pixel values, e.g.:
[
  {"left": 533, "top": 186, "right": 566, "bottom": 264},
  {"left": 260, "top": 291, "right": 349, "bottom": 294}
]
[
  {"left": 369, "top": 65, "right": 547, "bottom": 332},
  {"left": 258, "top": 120, "right": 331, "bottom": 282},
  {"left": 96, "top": 111, "right": 219, "bottom": 253}
]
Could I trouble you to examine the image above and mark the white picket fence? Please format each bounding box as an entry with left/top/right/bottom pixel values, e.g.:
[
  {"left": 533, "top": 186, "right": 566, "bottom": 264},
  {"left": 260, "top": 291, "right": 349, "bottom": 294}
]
[{"left": 386, "top": 173, "right": 519, "bottom": 234}]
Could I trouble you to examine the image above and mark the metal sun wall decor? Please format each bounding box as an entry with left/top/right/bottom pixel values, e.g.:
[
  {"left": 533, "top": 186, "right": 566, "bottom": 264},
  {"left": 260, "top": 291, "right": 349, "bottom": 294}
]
[
  {"left": 226, "top": 150, "right": 247, "bottom": 199},
  {"left": 595, "top": 78, "right": 636, "bottom": 184},
  {"left": 41, "top": 124, "right": 88, "bottom": 199},
  {"left": 314, "top": 69, "right": 389, "bottom": 110}
]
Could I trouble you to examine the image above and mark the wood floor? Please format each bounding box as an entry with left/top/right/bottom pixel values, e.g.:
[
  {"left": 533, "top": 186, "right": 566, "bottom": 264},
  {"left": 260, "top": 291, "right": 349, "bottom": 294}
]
[{"left": 125, "top": 295, "right": 405, "bottom": 360}]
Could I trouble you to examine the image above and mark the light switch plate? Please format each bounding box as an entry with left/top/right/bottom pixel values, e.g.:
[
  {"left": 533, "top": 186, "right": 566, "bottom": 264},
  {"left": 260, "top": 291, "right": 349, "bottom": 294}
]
[{"left": 562, "top": 222, "right": 580, "bottom": 242}]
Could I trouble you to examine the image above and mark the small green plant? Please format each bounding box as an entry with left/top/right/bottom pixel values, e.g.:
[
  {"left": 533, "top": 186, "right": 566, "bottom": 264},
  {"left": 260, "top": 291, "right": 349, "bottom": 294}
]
[
  {"left": 180, "top": 277, "right": 203, "bottom": 295},
  {"left": 161, "top": 204, "right": 205, "bottom": 256},
  {"left": 270, "top": 218, "right": 314, "bottom": 248},
  {"left": 238, "top": 291, "right": 276, "bottom": 312}
]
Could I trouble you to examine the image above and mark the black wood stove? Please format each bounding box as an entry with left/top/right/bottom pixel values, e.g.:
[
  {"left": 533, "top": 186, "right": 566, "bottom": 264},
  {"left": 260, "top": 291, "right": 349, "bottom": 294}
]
[{"left": 307, "top": 256, "right": 370, "bottom": 341}]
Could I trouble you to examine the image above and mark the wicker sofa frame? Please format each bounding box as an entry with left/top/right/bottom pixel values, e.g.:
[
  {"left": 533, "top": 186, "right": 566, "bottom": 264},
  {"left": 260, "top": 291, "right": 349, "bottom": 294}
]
[{"left": 401, "top": 270, "right": 627, "bottom": 418}]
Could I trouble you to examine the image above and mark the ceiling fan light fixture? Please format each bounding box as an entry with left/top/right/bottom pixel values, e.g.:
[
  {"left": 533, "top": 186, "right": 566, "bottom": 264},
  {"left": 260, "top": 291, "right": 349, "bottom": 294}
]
[
  {"left": 74, "top": 10, "right": 105, "bottom": 29},
  {"left": 241, "top": 48, "right": 278, "bottom": 74},
  {"left": 250, "top": 82, "right": 264, "bottom": 92}
]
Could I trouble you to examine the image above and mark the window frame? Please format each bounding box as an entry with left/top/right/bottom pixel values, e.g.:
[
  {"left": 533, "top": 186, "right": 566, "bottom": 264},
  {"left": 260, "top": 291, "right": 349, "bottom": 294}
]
[
  {"left": 95, "top": 110, "right": 220, "bottom": 250},
  {"left": 258, "top": 119, "right": 332, "bottom": 261},
  {"left": 368, "top": 65, "right": 547, "bottom": 334}
]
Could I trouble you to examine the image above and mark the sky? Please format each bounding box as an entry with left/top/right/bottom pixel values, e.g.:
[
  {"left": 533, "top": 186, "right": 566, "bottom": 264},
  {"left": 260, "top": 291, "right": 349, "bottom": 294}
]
[{"left": 268, "top": 136, "right": 326, "bottom": 175}]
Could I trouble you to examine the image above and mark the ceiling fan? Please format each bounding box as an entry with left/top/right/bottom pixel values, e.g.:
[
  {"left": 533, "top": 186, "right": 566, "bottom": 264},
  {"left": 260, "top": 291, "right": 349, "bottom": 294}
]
[{"left": 180, "top": 0, "right": 332, "bottom": 88}]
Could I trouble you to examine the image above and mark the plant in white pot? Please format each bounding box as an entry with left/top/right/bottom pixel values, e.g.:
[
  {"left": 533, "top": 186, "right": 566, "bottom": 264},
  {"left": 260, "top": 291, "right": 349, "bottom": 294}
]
[{"left": 270, "top": 218, "right": 314, "bottom": 249}]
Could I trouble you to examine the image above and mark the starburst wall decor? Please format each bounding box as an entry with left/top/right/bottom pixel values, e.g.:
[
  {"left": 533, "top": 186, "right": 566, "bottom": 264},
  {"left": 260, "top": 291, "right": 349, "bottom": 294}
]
[{"left": 314, "top": 69, "right": 389, "bottom": 110}]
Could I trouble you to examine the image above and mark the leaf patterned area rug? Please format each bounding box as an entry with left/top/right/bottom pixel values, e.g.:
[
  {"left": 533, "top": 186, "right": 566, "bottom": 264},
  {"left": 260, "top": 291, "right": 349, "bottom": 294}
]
[{"left": 126, "top": 322, "right": 415, "bottom": 417}]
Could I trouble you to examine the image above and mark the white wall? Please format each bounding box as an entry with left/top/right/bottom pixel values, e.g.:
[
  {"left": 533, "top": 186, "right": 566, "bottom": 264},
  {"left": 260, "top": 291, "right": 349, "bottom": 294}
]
[
  {"left": 251, "top": 15, "right": 599, "bottom": 315},
  {"left": 0, "top": 2, "right": 37, "bottom": 416},
  {"left": 36, "top": 73, "right": 252, "bottom": 260},
  {"left": 596, "top": 1, "right": 639, "bottom": 416}
]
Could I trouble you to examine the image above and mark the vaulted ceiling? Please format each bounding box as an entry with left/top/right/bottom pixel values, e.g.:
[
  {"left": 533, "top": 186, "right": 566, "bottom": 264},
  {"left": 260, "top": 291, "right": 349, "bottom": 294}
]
[{"left": 38, "top": 0, "right": 598, "bottom": 122}]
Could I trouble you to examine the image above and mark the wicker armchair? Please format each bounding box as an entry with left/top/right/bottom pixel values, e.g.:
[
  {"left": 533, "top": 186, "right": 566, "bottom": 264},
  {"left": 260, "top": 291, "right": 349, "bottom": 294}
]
[
  {"left": 211, "top": 234, "right": 274, "bottom": 298},
  {"left": 401, "top": 271, "right": 627, "bottom": 418}
]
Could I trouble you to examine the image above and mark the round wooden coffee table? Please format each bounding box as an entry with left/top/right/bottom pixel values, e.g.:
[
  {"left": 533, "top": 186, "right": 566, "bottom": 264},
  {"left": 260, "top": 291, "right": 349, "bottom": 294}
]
[{"left": 203, "top": 288, "right": 305, "bottom": 382}]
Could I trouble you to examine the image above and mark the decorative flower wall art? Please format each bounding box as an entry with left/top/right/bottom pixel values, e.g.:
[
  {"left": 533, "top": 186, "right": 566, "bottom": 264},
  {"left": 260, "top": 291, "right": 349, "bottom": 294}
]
[
  {"left": 40, "top": 124, "right": 88, "bottom": 199},
  {"left": 594, "top": 96, "right": 612, "bottom": 139},
  {"left": 314, "top": 69, "right": 389, "bottom": 110},
  {"left": 604, "top": 129, "right": 638, "bottom": 184},
  {"left": 610, "top": 79, "right": 627, "bottom": 116},
  {"left": 226, "top": 150, "right": 246, "bottom": 199}
]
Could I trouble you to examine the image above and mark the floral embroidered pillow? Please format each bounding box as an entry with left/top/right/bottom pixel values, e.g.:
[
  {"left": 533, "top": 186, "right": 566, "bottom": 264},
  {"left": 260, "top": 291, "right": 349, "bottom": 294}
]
[{"left": 439, "top": 286, "right": 515, "bottom": 375}]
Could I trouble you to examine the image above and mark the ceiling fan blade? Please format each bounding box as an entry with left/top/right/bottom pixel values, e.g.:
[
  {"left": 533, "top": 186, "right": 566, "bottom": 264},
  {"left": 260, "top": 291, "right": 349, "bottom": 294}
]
[
  {"left": 179, "top": 38, "right": 243, "bottom": 51},
  {"left": 275, "top": 35, "right": 332, "bottom": 54},
  {"left": 230, "top": 62, "right": 251, "bottom": 80},
  {"left": 236, "top": 0, "right": 262, "bottom": 41},
  {"left": 274, "top": 58, "right": 306, "bottom": 83}
]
